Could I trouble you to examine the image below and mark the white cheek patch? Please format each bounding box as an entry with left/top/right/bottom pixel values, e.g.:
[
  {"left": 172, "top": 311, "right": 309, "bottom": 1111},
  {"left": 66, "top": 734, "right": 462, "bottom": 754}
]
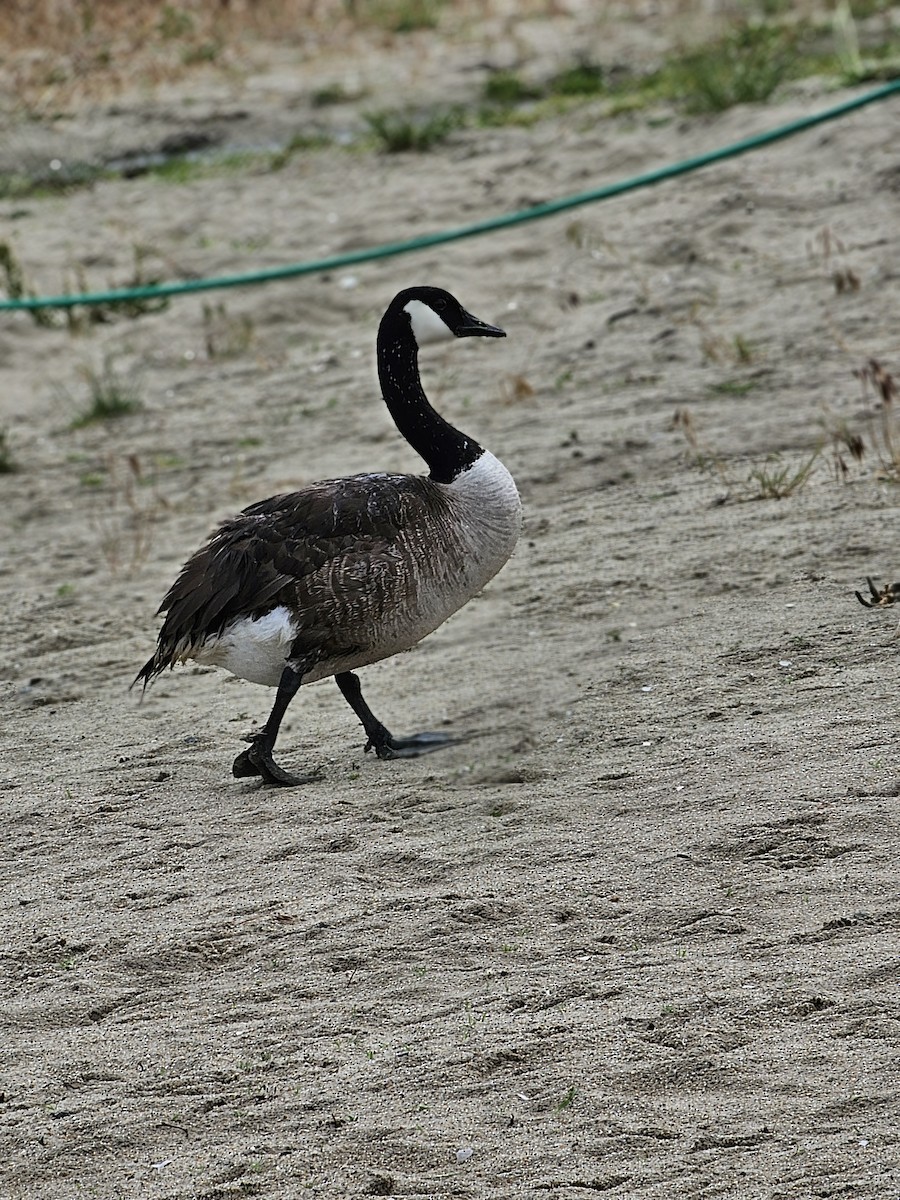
[{"left": 404, "top": 298, "right": 454, "bottom": 345}]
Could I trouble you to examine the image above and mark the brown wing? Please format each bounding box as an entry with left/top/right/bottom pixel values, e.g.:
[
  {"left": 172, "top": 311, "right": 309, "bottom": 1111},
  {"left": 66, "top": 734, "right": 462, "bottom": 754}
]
[{"left": 134, "top": 473, "right": 445, "bottom": 686}]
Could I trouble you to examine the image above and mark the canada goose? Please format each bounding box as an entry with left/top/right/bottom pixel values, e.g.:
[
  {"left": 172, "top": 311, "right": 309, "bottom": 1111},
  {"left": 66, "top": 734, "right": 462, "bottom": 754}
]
[{"left": 135, "top": 286, "right": 521, "bottom": 786}]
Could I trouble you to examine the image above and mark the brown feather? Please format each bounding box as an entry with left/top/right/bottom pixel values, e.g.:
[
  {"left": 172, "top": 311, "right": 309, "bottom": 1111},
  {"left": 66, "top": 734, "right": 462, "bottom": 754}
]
[{"left": 135, "top": 473, "right": 449, "bottom": 687}]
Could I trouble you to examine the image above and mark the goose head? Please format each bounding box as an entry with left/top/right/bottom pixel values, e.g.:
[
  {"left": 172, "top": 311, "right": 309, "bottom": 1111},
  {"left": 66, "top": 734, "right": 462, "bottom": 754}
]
[{"left": 389, "top": 286, "right": 506, "bottom": 347}]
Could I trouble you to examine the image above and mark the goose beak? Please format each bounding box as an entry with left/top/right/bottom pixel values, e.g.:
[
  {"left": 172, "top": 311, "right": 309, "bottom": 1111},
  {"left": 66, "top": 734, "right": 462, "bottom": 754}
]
[{"left": 456, "top": 312, "right": 506, "bottom": 339}]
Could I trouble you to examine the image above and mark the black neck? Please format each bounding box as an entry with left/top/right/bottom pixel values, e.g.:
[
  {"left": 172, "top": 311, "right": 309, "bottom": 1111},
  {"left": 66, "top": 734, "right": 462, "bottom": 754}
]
[{"left": 377, "top": 312, "right": 482, "bottom": 485}]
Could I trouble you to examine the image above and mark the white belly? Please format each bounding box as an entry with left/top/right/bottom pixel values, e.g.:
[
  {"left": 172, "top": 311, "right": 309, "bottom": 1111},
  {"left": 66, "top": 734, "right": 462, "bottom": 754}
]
[{"left": 194, "top": 605, "right": 298, "bottom": 687}]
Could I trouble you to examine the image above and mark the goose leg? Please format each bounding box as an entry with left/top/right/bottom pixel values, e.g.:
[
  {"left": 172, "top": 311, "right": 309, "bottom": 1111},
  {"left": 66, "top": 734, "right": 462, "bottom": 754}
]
[
  {"left": 335, "top": 671, "right": 456, "bottom": 760},
  {"left": 232, "top": 664, "right": 317, "bottom": 787}
]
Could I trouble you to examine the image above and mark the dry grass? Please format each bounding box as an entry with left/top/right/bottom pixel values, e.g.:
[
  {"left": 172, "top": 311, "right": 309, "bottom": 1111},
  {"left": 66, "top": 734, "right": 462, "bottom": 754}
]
[
  {"left": 4, "top": 1, "right": 892, "bottom": 118},
  {"left": 673, "top": 406, "right": 822, "bottom": 502},
  {"left": 821, "top": 359, "right": 900, "bottom": 484},
  {"left": 0, "top": 0, "right": 833, "bottom": 113},
  {"left": 0, "top": 1, "right": 562, "bottom": 110},
  {"left": 856, "top": 358, "right": 900, "bottom": 479},
  {"left": 89, "top": 452, "right": 167, "bottom": 575},
  {"left": 0, "top": 1, "right": 318, "bottom": 108},
  {"left": 65, "top": 357, "right": 142, "bottom": 429},
  {"left": 0, "top": 0, "right": 335, "bottom": 50},
  {"left": 679, "top": 358, "right": 900, "bottom": 499},
  {"left": 0, "top": 427, "right": 16, "bottom": 474}
]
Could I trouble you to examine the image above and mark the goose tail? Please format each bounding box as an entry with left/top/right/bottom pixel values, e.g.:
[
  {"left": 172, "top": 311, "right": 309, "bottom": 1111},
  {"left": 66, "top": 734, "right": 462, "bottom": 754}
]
[{"left": 131, "top": 644, "right": 174, "bottom": 693}]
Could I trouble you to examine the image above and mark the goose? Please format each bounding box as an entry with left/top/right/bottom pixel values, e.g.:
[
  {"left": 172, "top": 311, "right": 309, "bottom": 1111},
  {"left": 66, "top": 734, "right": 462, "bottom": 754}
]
[{"left": 135, "top": 285, "right": 522, "bottom": 786}]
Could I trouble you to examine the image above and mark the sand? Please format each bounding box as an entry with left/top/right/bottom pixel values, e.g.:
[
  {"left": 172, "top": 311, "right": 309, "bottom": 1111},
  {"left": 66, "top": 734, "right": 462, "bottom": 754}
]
[{"left": 2, "top": 6, "right": 900, "bottom": 1198}]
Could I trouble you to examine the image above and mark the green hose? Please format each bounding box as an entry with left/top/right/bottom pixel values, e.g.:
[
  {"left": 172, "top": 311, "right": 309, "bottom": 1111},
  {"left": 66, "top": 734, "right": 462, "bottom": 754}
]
[{"left": 1, "top": 79, "right": 897, "bottom": 313}]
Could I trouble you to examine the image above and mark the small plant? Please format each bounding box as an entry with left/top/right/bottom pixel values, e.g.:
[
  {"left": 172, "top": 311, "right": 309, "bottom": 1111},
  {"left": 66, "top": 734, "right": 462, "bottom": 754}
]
[
  {"left": 499, "top": 373, "right": 536, "bottom": 405},
  {"left": 807, "top": 226, "right": 863, "bottom": 297},
  {"left": 674, "top": 407, "right": 732, "bottom": 491},
  {"left": 145, "top": 149, "right": 265, "bottom": 184},
  {"left": 692, "top": 315, "right": 756, "bottom": 367},
  {"left": 733, "top": 334, "right": 754, "bottom": 364},
  {"left": 831, "top": 2, "right": 900, "bottom": 82},
  {"left": 68, "top": 358, "right": 142, "bottom": 428},
  {"left": 0, "top": 160, "right": 106, "bottom": 201},
  {"left": 311, "top": 82, "right": 354, "bottom": 108},
  {"left": 674, "top": 407, "right": 820, "bottom": 501},
  {"left": 0, "top": 426, "right": 15, "bottom": 473},
  {"left": 90, "top": 453, "right": 165, "bottom": 574},
  {"left": 364, "top": 106, "right": 461, "bottom": 153},
  {"left": 547, "top": 59, "right": 606, "bottom": 97},
  {"left": 833, "top": 2, "right": 865, "bottom": 80},
  {"left": 269, "top": 132, "right": 331, "bottom": 170},
  {"left": 480, "top": 58, "right": 606, "bottom": 117},
  {"left": 460, "top": 999, "right": 484, "bottom": 1038},
  {"left": 203, "top": 301, "right": 254, "bottom": 359},
  {"left": 0, "top": 240, "right": 57, "bottom": 327},
  {"left": 821, "top": 409, "right": 865, "bottom": 481},
  {"left": 482, "top": 70, "right": 540, "bottom": 107},
  {"left": 66, "top": 246, "right": 170, "bottom": 329},
  {"left": 667, "top": 23, "right": 795, "bottom": 113},
  {"left": 1, "top": 241, "right": 168, "bottom": 331},
  {"left": 832, "top": 267, "right": 861, "bottom": 294},
  {"left": 0, "top": 240, "right": 27, "bottom": 299},
  {"left": 747, "top": 450, "right": 820, "bottom": 500},
  {"left": 157, "top": 5, "right": 194, "bottom": 40},
  {"left": 361, "top": 0, "right": 442, "bottom": 33},
  {"left": 856, "top": 358, "right": 900, "bottom": 479},
  {"left": 182, "top": 41, "right": 221, "bottom": 66}
]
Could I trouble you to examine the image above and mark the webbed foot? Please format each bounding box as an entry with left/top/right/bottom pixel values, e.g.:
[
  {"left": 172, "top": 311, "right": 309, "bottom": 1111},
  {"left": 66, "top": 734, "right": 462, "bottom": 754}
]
[{"left": 232, "top": 734, "right": 320, "bottom": 787}]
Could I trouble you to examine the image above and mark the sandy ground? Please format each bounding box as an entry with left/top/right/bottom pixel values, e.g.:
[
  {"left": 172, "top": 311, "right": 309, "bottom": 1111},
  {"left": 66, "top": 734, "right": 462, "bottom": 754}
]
[{"left": 2, "top": 7, "right": 900, "bottom": 1199}]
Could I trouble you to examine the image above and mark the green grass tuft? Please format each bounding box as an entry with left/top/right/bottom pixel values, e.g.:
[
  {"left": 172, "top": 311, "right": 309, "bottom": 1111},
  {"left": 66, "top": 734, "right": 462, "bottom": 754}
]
[
  {"left": 665, "top": 23, "right": 798, "bottom": 113},
  {"left": 747, "top": 450, "right": 821, "bottom": 500},
  {"left": 482, "top": 70, "right": 541, "bottom": 106},
  {"left": 364, "top": 106, "right": 462, "bottom": 152},
  {"left": 68, "top": 359, "right": 142, "bottom": 429},
  {"left": 360, "top": 0, "right": 442, "bottom": 33},
  {"left": 547, "top": 60, "right": 606, "bottom": 97}
]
